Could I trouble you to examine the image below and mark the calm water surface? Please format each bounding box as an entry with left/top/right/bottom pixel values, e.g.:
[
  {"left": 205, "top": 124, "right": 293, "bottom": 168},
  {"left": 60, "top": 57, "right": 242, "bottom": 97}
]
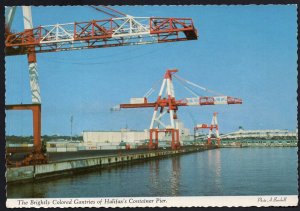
[{"left": 7, "top": 147, "right": 298, "bottom": 198}]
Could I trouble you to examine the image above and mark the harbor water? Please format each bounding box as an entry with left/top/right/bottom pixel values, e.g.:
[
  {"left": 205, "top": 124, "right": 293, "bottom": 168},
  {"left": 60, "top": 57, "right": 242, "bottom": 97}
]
[{"left": 7, "top": 147, "right": 298, "bottom": 198}]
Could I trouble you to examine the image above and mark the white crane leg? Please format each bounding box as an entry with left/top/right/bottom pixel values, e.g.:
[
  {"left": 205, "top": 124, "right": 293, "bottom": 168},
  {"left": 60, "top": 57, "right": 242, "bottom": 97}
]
[
  {"left": 22, "top": 6, "right": 41, "bottom": 104},
  {"left": 150, "top": 110, "right": 158, "bottom": 129},
  {"left": 169, "top": 110, "right": 175, "bottom": 128},
  {"left": 158, "top": 79, "right": 166, "bottom": 96},
  {"left": 214, "top": 114, "right": 220, "bottom": 138},
  {"left": 5, "top": 6, "right": 16, "bottom": 28},
  {"left": 28, "top": 63, "right": 41, "bottom": 103}
]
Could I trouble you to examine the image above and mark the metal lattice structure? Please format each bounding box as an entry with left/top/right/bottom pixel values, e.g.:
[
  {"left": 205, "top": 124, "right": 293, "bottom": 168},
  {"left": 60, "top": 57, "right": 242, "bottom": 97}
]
[
  {"left": 5, "top": 16, "right": 197, "bottom": 55},
  {"left": 194, "top": 112, "right": 221, "bottom": 146},
  {"left": 118, "top": 69, "right": 242, "bottom": 150}
]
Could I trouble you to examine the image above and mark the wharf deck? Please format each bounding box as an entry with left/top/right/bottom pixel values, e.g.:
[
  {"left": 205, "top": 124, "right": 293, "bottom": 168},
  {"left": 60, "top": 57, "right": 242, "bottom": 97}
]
[{"left": 7, "top": 145, "right": 214, "bottom": 184}]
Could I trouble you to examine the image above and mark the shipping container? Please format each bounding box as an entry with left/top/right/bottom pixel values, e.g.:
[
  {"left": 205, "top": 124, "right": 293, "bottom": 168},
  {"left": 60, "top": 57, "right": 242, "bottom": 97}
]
[{"left": 130, "top": 97, "right": 146, "bottom": 104}]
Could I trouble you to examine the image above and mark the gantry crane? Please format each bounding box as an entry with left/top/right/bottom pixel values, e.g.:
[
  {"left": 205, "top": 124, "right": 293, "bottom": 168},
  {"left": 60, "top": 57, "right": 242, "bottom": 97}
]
[
  {"left": 194, "top": 112, "right": 221, "bottom": 146},
  {"left": 117, "top": 69, "right": 242, "bottom": 150},
  {"left": 5, "top": 6, "right": 198, "bottom": 166}
]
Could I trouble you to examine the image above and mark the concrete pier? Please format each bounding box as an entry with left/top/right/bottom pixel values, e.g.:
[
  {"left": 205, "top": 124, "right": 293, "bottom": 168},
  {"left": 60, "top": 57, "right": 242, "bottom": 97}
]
[{"left": 7, "top": 146, "right": 213, "bottom": 184}]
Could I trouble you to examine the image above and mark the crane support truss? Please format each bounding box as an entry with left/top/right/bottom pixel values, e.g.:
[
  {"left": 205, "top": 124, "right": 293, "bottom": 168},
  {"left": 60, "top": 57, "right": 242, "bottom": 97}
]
[{"left": 5, "top": 17, "right": 197, "bottom": 55}]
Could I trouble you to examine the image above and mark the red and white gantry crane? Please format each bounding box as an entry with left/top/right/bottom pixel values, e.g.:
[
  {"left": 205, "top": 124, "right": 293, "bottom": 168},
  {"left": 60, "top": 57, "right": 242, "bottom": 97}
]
[
  {"left": 117, "top": 69, "right": 242, "bottom": 150},
  {"left": 194, "top": 112, "right": 221, "bottom": 146}
]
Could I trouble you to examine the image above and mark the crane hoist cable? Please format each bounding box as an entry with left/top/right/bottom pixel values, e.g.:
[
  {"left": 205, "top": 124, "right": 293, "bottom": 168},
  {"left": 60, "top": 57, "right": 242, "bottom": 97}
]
[
  {"left": 143, "top": 78, "right": 163, "bottom": 98},
  {"left": 173, "top": 76, "right": 200, "bottom": 97},
  {"left": 44, "top": 44, "right": 170, "bottom": 66},
  {"left": 173, "top": 74, "right": 225, "bottom": 96},
  {"left": 89, "top": 5, "right": 126, "bottom": 18},
  {"left": 101, "top": 5, "right": 127, "bottom": 17}
]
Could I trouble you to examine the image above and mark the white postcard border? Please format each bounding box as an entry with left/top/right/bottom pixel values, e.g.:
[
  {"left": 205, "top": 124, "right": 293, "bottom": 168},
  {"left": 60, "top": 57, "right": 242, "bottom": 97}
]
[{"left": 6, "top": 195, "right": 299, "bottom": 208}]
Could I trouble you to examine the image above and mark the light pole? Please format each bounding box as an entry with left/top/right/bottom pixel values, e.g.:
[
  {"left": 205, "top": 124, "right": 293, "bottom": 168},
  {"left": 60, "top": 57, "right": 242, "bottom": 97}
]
[{"left": 70, "top": 115, "right": 73, "bottom": 142}]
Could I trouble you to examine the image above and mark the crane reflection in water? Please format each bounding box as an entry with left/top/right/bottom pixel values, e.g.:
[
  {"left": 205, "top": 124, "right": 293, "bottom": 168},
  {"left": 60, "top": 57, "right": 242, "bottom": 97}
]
[{"left": 149, "top": 156, "right": 181, "bottom": 196}]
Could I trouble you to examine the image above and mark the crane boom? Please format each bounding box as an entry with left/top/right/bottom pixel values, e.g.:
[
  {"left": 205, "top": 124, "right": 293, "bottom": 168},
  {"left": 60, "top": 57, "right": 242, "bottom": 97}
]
[
  {"left": 120, "top": 96, "right": 242, "bottom": 109},
  {"left": 5, "top": 16, "right": 197, "bottom": 55}
]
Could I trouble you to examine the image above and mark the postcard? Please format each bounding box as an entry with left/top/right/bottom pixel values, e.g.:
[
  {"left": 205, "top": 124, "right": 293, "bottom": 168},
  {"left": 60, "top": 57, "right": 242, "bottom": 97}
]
[{"left": 4, "top": 4, "right": 298, "bottom": 208}]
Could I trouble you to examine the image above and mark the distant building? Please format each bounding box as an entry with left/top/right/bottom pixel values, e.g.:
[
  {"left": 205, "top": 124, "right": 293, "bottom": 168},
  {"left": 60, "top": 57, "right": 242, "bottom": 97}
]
[
  {"left": 82, "top": 121, "right": 191, "bottom": 145},
  {"left": 83, "top": 129, "right": 149, "bottom": 144},
  {"left": 220, "top": 128, "right": 298, "bottom": 140},
  {"left": 177, "top": 121, "right": 190, "bottom": 137}
]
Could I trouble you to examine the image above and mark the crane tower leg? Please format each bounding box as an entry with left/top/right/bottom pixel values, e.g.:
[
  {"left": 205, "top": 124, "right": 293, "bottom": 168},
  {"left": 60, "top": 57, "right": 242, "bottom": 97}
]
[
  {"left": 5, "top": 6, "right": 16, "bottom": 29},
  {"left": 149, "top": 129, "right": 159, "bottom": 149},
  {"left": 208, "top": 124, "right": 213, "bottom": 145},
  {"left": 22, "top": 6, "right": 41, "bottom": 104},
  {"left": 176, "top": 129, "right": 180, "bottom": 149},
  {"left": 149, "top": 130, "right": 153, "bottom": 149},
  {"left": 171, "top": 130, "right": 175, "bottom": 149},
  {"left": 150, "top": 79, "right": 166, "bottom": 129},
  {"left": 166, "top": 79, "right": 175, "bottom": 128},
  {"left": 213, "top": 112, "right": 221, "bottom": 147},
  {"left": 207, "top": 137, "right": 212, "bottom": 145},
  {"left": 155, "top": 130, "right": 158, "bottom": 149}
]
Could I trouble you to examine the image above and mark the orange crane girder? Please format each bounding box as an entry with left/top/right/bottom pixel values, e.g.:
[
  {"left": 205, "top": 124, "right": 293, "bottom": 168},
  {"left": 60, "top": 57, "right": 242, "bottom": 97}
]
[
  {"left": 5, "top": 104, "right": 42, "bottom": 153},
  {"left": 5, "top": 17, "right": 198, "bottom": 56},
  {"left": 5, "top": 104, "right": 47, "bottom": 166}
]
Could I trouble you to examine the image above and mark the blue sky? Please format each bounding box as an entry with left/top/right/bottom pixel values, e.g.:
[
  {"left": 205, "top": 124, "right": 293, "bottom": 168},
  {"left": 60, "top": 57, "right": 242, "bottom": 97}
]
[{"left": 5, "top": 5, "right": 297, "bottom": 136}]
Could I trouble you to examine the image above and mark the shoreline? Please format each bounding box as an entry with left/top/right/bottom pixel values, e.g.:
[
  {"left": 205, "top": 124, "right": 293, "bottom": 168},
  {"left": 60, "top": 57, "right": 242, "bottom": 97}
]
[{"left": 7, "top": 145, "right": 216, "bottom": 184}]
